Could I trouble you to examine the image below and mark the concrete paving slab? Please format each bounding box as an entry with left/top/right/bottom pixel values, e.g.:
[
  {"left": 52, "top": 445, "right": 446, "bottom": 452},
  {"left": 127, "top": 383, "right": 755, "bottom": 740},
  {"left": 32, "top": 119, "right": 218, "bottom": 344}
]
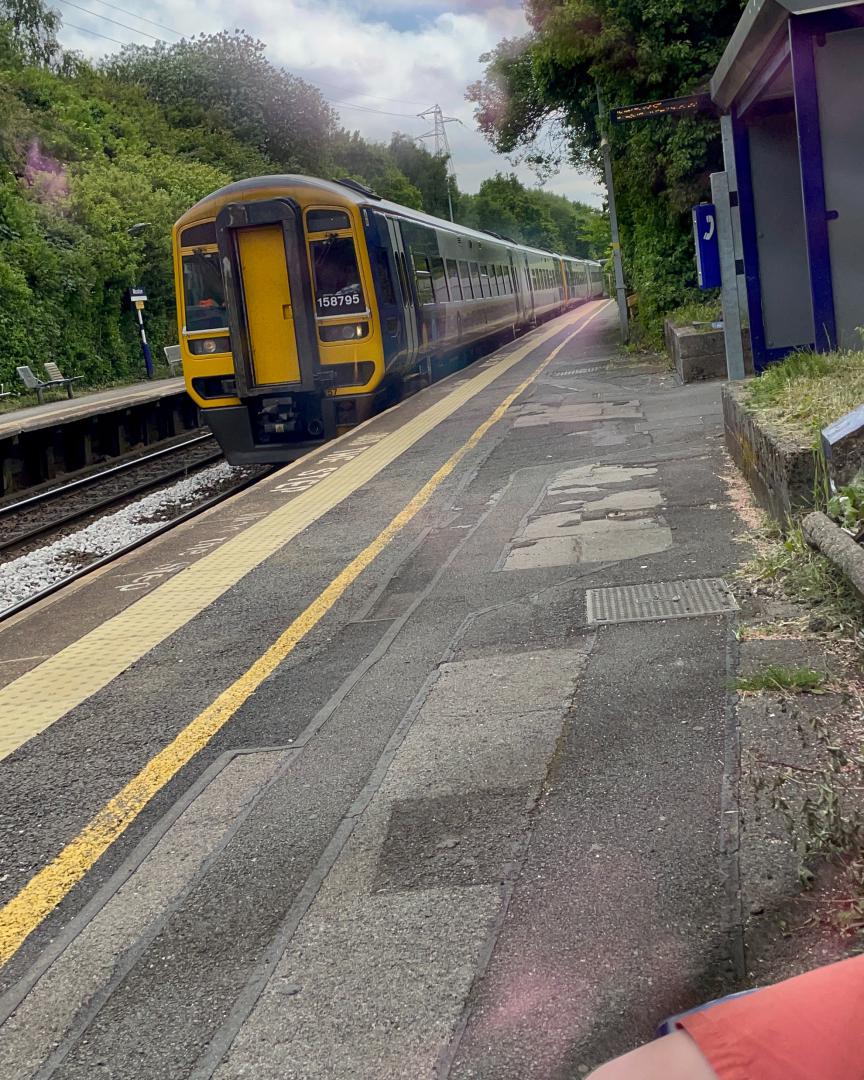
[
  {"left": 213, "top": 648, "right": 591, "bottom": 1080},
  {"left": 0, "top": 749, "right": 291, "bottom": 1079}
]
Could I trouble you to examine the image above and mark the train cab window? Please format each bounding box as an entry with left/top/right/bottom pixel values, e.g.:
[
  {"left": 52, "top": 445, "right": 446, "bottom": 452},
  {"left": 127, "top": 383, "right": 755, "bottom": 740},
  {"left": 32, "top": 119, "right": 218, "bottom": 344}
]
[
  {"left": 446, "top": 259, "right": 462, "bottom": 300},
  {"left": 458, "top": 260, "right": 473, "bottom": 299},
  {"left": 309, "top": 235, "right": 365, "bottom": 314},
  {"left": 180, "top": 221, "right": 217, "bottom": 248},
  {"left": 307, "top": 209, "right": 351, "bottom": 233},
  {"left": 182, "top": 250, "right": 228, "bottom": 332},
  {"left": 429, "top": 256, "right": 449, "bottom": 302}
]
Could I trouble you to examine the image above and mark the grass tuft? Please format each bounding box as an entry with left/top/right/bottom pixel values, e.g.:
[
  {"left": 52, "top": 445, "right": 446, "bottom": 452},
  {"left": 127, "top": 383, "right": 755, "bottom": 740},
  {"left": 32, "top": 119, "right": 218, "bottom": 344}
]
[
  {"left": 666, "top": 298, "right": 721, "bottom": 330},
  {"left": 734, "top": 664, "right": 826, "bottom": 693},
  {"left": 744, "top": 523, "right": 864, "bottom": 636},
  {"left": 743, "top": 349, "right": 864, "bottom": 443}
]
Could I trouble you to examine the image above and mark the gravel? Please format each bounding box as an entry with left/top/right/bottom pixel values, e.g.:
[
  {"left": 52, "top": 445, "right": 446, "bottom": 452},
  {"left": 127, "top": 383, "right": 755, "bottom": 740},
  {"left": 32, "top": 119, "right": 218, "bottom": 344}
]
[{"left": 0, "top": 461, "right": 240, "bottom": 613}]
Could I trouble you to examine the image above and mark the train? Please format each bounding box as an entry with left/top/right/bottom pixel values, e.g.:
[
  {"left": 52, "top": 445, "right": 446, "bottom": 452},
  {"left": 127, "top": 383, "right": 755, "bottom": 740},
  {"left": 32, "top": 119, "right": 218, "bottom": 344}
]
[{"left": 172, "top": 175, "right": 605, "bottom": 464}]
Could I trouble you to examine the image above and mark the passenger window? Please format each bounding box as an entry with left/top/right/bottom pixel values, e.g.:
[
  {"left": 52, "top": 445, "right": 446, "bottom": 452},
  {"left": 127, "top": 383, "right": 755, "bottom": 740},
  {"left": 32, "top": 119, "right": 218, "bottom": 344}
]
[
  {"left": 446, "top": 259, "right": 462, "bottom": 300},
  {"left": 430, "top": 256, "right": 449, "bottom": 302},
  {"left": 480, "top": 266, "right": 492, "bottom": 298},
  {"left": 413, "top": 253, "right": 435, "bottom": 304},
  {"left": 458, "top": 260, "right": 473, "bottom": 299},
  {"left": 470, "top": 263, "right": 483, "bottom": 299}
]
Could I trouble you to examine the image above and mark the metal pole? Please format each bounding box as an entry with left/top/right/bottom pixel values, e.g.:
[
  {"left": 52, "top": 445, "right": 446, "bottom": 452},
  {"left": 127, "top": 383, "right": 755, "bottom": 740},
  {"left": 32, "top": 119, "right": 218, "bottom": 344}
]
[
  {"left": 136, "top": 306, "right": 154, "bottom": 380},
  {"left": 719, "top": 114, "right": 749, "bottom": 324},
  {"left": 597, "top": 87, "right": 629, "bottom": 342},
  {"left": 710, "top": 171, "right": 746, "bottom": 380}
]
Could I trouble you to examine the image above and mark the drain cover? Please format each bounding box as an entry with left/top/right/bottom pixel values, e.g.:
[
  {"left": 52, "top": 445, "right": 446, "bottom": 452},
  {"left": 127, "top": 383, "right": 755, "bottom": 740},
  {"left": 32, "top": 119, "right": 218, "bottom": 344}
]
[{"left": 586, "top": 578, "right": 738, "bottom": 625}]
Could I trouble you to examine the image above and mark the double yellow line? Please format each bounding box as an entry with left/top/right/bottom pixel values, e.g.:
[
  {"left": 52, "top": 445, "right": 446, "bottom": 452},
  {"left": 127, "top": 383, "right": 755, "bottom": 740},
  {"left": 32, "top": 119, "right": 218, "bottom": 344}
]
[{"left": 0, "top": 301, "right": 611, "bottom": 969}]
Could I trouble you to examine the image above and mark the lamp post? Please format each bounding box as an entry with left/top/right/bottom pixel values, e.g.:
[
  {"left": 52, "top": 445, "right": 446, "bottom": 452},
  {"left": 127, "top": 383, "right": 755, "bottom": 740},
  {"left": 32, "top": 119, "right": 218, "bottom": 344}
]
[
  {"left": 127, "top": 223, "right": 154, "bottom": 380},
  {"left": 596, "top": 88, "right": 629, "bottom": 344}
]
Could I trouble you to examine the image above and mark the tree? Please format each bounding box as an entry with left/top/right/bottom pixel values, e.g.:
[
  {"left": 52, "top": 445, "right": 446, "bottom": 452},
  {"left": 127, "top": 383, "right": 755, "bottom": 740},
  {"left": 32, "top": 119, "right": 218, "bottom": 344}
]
[
  {"left": 0, "top": 0, "right": 60, "bottom": 68},
  {"left": 105, "top": 32, "right": 337, "bottom": 176},
  {"left": 458, "top": 172, "right": 608, "bottom": 258},
  {"left": 328, "top": 130, "right": 423, "bottom": 208},
  {"left": 388, "top": 133, "right": 457, "bottom": 219},
  {"left": 468, "top": 0, "right": 740, "bottom": 329}
]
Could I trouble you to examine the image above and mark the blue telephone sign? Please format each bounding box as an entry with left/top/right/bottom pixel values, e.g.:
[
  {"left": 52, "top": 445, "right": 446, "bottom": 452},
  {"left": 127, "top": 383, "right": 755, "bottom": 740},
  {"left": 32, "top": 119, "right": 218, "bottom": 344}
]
[{"left": 693, "top": 203, "right": 721, "bottom": 289}]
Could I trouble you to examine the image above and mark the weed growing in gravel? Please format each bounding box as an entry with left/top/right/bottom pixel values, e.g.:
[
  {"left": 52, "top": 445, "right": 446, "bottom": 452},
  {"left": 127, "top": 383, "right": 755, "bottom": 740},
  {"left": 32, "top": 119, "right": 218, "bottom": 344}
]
[
  {"left": 752, "top": 705, "right": 864, "bottom": 931},
  {"left": 744, "top": 522, "right": 864, "bottom": 638},
  {"left": 735, "top": 665, "right": 826, "bottom": 693}
]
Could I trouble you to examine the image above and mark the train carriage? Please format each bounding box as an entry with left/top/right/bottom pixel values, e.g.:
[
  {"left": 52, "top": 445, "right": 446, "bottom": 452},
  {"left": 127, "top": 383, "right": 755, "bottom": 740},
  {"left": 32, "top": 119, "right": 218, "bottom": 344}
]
[{"left": 172, "top": 174, "right": 604, "bottom": 464}]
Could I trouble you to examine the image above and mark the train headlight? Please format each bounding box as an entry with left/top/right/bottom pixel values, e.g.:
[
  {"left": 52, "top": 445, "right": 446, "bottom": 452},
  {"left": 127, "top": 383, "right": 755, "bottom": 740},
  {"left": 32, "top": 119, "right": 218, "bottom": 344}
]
[
  {"left": 189, "top": 336, "right": 230, "bottom": 355},
  {"left": 319, "top": 322, "right": 370, "bottom": 342}
]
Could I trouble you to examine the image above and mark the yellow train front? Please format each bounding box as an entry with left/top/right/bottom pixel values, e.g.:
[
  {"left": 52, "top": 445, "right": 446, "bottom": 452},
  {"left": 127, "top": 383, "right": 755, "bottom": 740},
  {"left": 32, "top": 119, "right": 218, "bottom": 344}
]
[{"left": 172, "top": 175, "right": 604, "bottom": 464}]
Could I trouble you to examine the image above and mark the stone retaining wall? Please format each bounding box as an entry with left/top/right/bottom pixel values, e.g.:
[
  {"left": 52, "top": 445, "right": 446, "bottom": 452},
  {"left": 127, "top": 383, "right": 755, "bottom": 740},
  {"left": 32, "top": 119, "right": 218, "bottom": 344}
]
[
  {"left": 722, "top": 382, "right": 817, "bottom": 522},
  {"left": 665, "top": 321, "right": 754, "bottom": 383}
]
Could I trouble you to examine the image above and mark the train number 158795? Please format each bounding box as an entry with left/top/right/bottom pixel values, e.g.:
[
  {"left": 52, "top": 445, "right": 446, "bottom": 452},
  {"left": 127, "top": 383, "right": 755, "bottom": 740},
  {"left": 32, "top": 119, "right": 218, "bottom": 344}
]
[{"left": 316, "top": 293, "right": 362, "bottom": 309}]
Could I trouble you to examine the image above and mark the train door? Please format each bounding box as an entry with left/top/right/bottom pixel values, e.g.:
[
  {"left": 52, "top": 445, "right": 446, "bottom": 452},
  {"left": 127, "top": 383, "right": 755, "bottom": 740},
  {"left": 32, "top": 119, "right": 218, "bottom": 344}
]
[
  {"left": 523, "top": 255, "right": 536, "bottom": 324},
  {"left": 385, "top": 217, "right": 420, "bottom": 370},
  {"left": 215, "top": 198, "right": 319, "bottom": 396}
]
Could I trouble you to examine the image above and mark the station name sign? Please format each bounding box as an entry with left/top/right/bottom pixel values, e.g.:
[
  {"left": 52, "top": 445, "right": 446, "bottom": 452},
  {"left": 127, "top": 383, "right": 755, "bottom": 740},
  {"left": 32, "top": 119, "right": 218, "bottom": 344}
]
[{"left": 610, "top": 93, "right": 718, "bottom": 124}]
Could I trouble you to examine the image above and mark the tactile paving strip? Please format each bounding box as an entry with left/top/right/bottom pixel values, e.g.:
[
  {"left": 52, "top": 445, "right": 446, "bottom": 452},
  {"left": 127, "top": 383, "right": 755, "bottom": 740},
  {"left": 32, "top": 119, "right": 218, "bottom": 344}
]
[{"left": 586, "top": 578, "right": 738, "bottom": 625}]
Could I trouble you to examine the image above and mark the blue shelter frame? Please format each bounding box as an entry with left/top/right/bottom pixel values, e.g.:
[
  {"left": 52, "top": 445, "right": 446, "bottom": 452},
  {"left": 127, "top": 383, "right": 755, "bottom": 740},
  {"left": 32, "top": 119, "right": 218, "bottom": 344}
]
[{"left": 711, "top": 1, "right": 864, "bottom": 371}]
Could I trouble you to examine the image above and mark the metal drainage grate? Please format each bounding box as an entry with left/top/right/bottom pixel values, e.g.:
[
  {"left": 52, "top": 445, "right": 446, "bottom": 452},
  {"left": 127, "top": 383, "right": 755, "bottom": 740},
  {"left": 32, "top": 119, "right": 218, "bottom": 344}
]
[{"left": 586, "top": 578, "right": 738, "bottom": 625}]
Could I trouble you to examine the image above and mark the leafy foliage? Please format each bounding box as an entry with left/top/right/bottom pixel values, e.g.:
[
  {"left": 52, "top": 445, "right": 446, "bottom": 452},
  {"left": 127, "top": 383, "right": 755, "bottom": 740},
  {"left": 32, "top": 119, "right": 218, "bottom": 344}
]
[
  {"left": 827, "top": 476, "right": 864, "bottom": 534},
  {"left": 468, "top": 0, "right": 742, "bottom": 330}
]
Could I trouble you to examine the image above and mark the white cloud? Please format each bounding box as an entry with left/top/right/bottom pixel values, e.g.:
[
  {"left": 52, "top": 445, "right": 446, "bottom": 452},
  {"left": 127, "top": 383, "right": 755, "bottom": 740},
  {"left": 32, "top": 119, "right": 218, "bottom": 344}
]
[{"left": 57, "top": 0, "right": 602, "bottom": 205}]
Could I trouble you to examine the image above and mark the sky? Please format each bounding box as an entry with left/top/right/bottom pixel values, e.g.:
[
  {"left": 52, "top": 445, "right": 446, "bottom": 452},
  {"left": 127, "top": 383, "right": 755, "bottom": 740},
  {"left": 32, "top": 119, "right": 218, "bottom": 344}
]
[{"left": 54, "top": 0, "right": 603, "bottom": 206}]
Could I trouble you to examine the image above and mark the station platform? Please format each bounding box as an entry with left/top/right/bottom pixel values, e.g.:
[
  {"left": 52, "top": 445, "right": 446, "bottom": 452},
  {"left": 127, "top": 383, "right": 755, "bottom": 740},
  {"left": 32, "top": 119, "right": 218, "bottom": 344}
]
[
  {"left": 0, "top": 302, "right": 747, "bottom": 1078},
  {"left": 0, "top": 376, "right": 199, "bottom": 496},
  {"left": 0, "top": 377, "right": 185, "bottom": 440}
]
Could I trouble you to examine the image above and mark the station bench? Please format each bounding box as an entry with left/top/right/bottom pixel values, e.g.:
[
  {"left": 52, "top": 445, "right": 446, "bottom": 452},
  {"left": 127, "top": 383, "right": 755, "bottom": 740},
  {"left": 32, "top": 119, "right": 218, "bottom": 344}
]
[
  {"left": 163, "top": 345, "right": 182, "bottom": 376},
  {"left": 17, "top": 363, "right": 84, "bottom": 404}
]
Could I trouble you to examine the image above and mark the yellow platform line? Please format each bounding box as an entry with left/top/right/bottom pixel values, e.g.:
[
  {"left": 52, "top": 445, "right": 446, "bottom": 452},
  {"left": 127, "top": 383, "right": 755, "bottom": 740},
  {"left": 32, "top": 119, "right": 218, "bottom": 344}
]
[
  {"left": 0, "top": 303, "right": 601, "bottom": 763},
  {"left": 0, "top": 301, "right": 610, "bottom": 968}
]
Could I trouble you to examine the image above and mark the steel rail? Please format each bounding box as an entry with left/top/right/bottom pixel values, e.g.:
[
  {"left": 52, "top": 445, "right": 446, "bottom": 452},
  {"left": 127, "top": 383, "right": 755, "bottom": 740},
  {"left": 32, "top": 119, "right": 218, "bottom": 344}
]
[{"left": 0, "top": 466, "right": 275, "bottom": 624}]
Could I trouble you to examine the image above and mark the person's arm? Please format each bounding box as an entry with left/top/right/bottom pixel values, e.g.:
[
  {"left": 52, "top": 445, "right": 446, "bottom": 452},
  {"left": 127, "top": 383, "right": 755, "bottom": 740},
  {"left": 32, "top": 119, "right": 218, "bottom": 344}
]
[{"left": 588, "top": 1030, "right": 719, "bottom": 1080}]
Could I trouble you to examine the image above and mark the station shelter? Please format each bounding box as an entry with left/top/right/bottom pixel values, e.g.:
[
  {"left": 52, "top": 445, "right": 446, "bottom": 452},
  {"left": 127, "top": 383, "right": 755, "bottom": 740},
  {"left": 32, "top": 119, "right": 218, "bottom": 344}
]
[{"left": 710, "top": 0, "right": 864, "bottom": 370}]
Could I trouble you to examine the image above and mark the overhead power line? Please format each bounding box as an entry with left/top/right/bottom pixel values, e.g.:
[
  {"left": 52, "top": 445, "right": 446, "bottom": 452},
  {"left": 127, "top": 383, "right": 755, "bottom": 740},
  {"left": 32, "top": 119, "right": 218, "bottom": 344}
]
[
  {"left": 56, "top": 0, "right": 163, "bottom": 40},
  {"left": 62, "top": 18, "right": 127, "bottom": 44},
  {"left": 312, "top": 79, "right": 427, "bottom": 109},
  {"left": 327, "top": 98, "right": 422, "bottom": 120},
  {"left": 86, "top": 0, "right": 181, "bottom": 36}
]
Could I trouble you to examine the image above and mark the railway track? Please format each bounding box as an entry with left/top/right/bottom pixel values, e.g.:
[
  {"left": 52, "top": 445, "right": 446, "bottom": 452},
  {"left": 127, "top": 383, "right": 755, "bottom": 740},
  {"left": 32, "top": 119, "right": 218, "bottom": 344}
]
[
  {"left": 0, "top": 450, "right": 275, "bottom": 622},
  {"left": 0, "top": 433, "right": 224, "bottom": 554}
]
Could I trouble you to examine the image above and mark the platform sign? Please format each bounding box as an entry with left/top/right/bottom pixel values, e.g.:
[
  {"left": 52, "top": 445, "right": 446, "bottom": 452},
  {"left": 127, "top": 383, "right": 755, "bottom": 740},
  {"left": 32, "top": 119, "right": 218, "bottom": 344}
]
[
  {"left": 130, "top": 287, "right": 148, "bottom": 310},
  {"left": 610, "top": 93, "right": 717, "bottom": 124},
  {"left": 693, "top": 203, "right": 721, "bottom": 289}
]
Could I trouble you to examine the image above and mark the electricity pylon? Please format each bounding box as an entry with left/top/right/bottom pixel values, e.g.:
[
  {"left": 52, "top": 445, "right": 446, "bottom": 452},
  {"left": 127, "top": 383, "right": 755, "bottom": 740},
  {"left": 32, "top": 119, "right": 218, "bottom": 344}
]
[{"left": 417, "top": 104, "right": 462, "bottom": 222}]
